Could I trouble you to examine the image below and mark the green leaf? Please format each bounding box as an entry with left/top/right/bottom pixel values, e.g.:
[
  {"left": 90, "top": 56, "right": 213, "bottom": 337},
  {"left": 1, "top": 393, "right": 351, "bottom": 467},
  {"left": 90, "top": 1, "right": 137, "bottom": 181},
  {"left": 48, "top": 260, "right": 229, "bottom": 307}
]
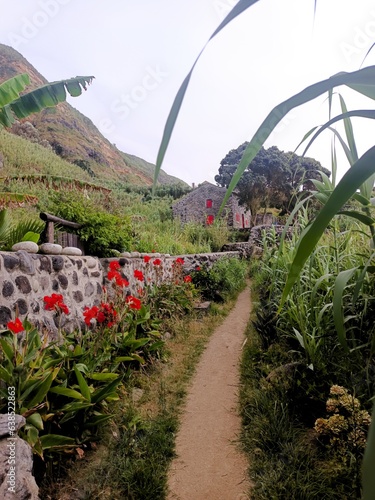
[
  {"left": 74, "top": 364, "right": 91, "bottom": 402},
  {"left": 122, "top": 338, "right": 150, "bottom": 349},
  {"left": 1, "top": 75, "right": 94, "bottom": 128},
  {"left": 0, "top": 365, "right": 11, "bottom": 384},
  {"left": 0, "top": 74, "right": 30, "bottom": 108},
  {"left": 89, "top": 373, "right": 119, "bottom": 381},
  {"left": 339, "top": 94, "right": 358, "bottom": 162},
  {"left": 114, "top": 356, "right": 137, "bottom": 363},
  {"left": 26, "top": 426, "right": 39, "bottom": 447},
  {"left": 49, "top": 386, "right": 85, "bottom": 400},
  {"left": 332, "top": 268, "right": 357, "bottom": 351},
  {"left": 154, "top": 0, "right": 260, "bottom": 190},
  {"left": 26, "top": 412, "right": 44, "bottom": 431},
  {"left": 91, "top": 377, "right": 122, "bottom": 404},
  {"left": 0, "top": 338, "right": 14, "bottom": 364},
  {"left": 337, "top": 210, "right": 375, "bottom": 226},
  {"left": 61, "top": 401, "right": 92, "bottom": 413},
  {"left": 21, "top": 232, "right": 40, "bottom": 243},
  {"left": 353, "top": 193, "right": 371, "bottom": 206},
  {"left": 40, "top": 434, "right": 76, "bottom": 450},
  {"left": 27, "top": 371, "right": 54, "bottom": 408},
  {"left": 281, "top": 145, "right": 375, "bottom": 306},
  {"left": 84, "top": 413, "right": 113, "bottom": 428}
]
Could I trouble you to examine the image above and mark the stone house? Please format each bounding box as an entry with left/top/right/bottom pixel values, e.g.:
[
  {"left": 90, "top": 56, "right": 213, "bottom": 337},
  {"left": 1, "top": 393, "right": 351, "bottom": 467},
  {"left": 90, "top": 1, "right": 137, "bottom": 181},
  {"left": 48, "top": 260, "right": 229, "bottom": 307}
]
[{"left": 172, "top": 181, "right": 251, "bottom": 228}]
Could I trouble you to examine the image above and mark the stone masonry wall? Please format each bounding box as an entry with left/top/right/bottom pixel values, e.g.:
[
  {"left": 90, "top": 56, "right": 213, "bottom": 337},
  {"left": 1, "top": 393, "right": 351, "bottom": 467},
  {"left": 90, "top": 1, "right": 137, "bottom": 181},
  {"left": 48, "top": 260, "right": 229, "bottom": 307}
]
[
  {"left": 0, "top": 250, "right": 241, "bottom": 335},
  {"left": 0, "top": 251, "right": 102, "bottom": 337}
]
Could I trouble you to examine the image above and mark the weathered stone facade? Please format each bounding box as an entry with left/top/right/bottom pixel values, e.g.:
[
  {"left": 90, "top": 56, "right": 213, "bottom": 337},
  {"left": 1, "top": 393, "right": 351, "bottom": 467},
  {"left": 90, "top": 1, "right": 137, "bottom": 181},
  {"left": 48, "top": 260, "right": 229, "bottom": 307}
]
[
  {"left": 0, "top": 250, "right": 241, "bottom": 334},
  {"left": 172, "top": 181, "right": 251, "bottom": 228}
]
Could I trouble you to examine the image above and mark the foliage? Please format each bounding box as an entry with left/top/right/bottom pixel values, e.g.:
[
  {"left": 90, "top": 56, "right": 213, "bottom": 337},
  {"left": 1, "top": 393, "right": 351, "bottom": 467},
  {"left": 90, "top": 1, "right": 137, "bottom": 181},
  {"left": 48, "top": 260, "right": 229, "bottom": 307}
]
[
  {"left": 215, "top": 145, "right": 329, "bottom": 215},
  {"left": 45, "top": 192, "right": 133, "bottom": 257},
  {"left": 240, "top": 325, "right": 363, "bottom": 499},
  {"left": 99, "top": 407, "right": 177, "bottom": 500},
  {"left": 246, "top": 213, "right": 375, "bottom": 497},
  {"left": 192, "top": 257, "right": 248, "bottom": 301},
  {"left": 0, "top": 73, "right": 94, "bottom": 128},
  {"left": 0, "top": 208, "right": 44, "bottom": 250}
]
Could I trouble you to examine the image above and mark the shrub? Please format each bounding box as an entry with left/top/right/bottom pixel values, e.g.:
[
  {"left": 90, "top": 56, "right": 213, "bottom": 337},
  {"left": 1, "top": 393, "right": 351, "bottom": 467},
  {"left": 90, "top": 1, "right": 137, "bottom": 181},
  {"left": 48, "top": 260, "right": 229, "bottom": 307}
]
[
  {"left": 193, "top": 257, "right": 248, "bottom": 301},
  {"left": 45, "top": 192, "right": 133, "bottom": 257}
]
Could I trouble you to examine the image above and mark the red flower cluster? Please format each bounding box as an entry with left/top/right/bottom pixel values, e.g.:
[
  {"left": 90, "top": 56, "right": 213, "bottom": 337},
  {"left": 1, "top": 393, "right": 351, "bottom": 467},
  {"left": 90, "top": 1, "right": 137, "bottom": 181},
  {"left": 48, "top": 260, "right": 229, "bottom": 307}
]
[
  {"left": 153, "top": 258, "right": 162, "bottom": 266},
  {"left": 107, "top": 261, "right": 129, "bottom": 287},
  {"left": 44, "top": 294, "right": 69, "bottom": 314},
  {"left": 175, "top": 257, "right": 184, "bottom": 265},
  {"left": 7, "top": 318, "right": 24, "bottom": 334},
  {"left": 126, "top": 295, "right": 142, "bottom": 310},
  {"left": 184, "top": 275, "right": 192, "bottom": 283},
  {"left": 134, "top": 269, "right": 144, "bottom": 282},
  {"left": 143, "top": 255, "right": 151, "bottom": 263},
  {"left": 83, "top": 302, "right": 117, "bottom": 327},
  {"left": 195, "top": 266, "right": 201, "bottom": 271},
  {"left": 109, "top": 261, "right": 121, "bottom": 271}
]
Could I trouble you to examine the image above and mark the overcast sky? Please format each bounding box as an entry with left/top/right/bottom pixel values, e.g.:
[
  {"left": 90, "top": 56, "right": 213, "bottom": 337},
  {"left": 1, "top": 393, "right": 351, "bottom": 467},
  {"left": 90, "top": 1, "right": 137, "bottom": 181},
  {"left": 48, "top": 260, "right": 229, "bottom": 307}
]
[{"left": 1, "top": 0, "right": 375, "bottom": 186}]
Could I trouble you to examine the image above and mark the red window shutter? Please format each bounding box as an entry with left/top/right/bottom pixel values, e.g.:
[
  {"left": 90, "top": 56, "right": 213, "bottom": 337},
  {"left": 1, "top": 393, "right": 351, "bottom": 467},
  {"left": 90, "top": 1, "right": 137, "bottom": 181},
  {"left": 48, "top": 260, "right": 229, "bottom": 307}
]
[
  {"left": 206, "top": 215, "right": 214, "bottom": 225},
  {"left": 206, "top": 199, "right": 213, "bottom": 208}
]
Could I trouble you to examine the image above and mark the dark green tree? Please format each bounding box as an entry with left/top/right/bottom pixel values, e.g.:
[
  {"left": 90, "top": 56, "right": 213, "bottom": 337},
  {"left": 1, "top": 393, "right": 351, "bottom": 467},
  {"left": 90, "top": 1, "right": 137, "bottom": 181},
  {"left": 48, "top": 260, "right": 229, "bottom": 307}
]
[{"left": 215, "top": 144, "right": 330, "bottom": 215}]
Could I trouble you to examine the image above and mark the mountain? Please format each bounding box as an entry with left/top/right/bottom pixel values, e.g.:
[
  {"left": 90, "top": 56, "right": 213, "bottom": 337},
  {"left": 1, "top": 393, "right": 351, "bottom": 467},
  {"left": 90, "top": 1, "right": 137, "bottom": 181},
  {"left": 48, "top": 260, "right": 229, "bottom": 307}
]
[{"left": 0, "top": 43, "right": 187, "bottom": 188}]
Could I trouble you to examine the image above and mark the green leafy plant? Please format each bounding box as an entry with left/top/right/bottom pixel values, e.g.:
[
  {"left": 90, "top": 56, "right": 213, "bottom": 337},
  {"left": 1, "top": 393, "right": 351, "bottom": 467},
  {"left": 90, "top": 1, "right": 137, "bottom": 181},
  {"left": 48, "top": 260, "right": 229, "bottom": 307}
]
[
  {"left": 0, "top": 208, "right": 44, "bottom": 250},
  {"left": 0, "top": 74, "right": 94, "bottom": 129},
  {"left": 0, "top": 320, "right": 74, "bottom": 457},
  {"left": 46, "top": 192, "right": 133, "bottom": 257},
  {"left": 192, "top": 257, "right": 248, "bottom": 301}
]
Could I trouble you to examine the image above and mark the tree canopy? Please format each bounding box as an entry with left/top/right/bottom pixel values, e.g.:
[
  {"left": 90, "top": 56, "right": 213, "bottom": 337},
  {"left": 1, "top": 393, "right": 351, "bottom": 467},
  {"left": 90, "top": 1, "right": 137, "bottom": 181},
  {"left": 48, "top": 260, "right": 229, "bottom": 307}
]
[{"left": 215, "top": 144, "right": 330, "bottom": 215}]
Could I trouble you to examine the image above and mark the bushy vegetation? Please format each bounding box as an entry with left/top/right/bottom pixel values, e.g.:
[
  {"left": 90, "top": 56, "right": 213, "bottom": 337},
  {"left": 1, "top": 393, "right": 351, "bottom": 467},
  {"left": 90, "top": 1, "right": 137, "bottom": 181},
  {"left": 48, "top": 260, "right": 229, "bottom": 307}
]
[
  {"left": 192, "top": 256, "right": 249, "bottom": 301},
  {"left": 242, "top": 210, "right": 375, "bottom": 499}
]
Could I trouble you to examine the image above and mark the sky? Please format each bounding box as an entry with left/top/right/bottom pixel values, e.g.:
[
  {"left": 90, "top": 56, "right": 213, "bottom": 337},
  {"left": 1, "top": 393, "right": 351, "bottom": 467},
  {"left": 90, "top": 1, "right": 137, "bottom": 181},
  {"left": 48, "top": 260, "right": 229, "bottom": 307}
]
[{"left": 1, "top": 0, "right": 375, "bottom": 186}]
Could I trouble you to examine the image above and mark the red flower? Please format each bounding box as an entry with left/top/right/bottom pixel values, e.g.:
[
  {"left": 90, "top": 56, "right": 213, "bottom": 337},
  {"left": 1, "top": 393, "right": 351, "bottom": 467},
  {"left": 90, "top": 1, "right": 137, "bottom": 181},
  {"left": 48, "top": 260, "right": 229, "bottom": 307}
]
[
  {"left": 134, "top": 269, "right": 144, "bottom": 282},
  {"left": 7, "top": 318, "right": 24, "bottom": 334},
  {"left": 83, "top": 306, "right": 98, "bottom": 326},
  {"left": 97, "top": 311, "right": 106, "bottom": 323},
  {"left": 184, "top": 275, "right": 192, "bottom": 283},
  {"left": 115, "top": 275, "right": 129, "bottom": 287},
  {"left": 107, "top": 270, "right": 120, "bottom": 281},
  {"left": 109, "top": 261, "right": 121, "bottom": 271},
  {"left": 195, "top": 266, "right": 201, "bottom": 271},
  {"left": 83, "top": 303, "right": 117, "bottom": 327},
  {"left": 44, "top": 294, "right": 69, "bottom": 314},
  {"left": 175, "top": 257, "right": 184, "bottom": 265},
  {"left": 153, "top": 258, "right": 162, "bottom": 266},
  {"left": 126, "top": 295, "right": 142, "bottom": 310},
  {"left": 108, "top": 270, "right": 129, "bottom": 287},
  {"left": 143, "top": 255, "right": 151, "bottom": 263}
]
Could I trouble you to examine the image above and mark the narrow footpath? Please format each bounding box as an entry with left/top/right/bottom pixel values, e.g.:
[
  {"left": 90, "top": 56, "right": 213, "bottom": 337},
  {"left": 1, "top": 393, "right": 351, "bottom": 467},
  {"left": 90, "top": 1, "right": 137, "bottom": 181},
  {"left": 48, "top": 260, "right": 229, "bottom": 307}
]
[{"left": 167, "top": 286, "right": 252, "bottom": 500}]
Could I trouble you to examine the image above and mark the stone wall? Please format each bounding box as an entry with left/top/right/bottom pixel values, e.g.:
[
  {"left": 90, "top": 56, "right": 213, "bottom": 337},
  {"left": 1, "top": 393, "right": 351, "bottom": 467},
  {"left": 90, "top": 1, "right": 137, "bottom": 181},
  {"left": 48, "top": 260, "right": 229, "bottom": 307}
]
[
  {"left": 0, "top": 251, "right": 102, "bottom": 336},
  {"left": 0, "top": 250, "right": 241, "bottom": 334}
]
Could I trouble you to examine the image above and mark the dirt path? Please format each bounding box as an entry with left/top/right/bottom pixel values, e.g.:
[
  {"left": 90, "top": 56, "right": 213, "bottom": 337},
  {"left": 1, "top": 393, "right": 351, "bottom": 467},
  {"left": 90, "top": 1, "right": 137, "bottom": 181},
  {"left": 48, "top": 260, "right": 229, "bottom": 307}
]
[{"left": 167, "top": 286, "right": 252, "bottom": 500}]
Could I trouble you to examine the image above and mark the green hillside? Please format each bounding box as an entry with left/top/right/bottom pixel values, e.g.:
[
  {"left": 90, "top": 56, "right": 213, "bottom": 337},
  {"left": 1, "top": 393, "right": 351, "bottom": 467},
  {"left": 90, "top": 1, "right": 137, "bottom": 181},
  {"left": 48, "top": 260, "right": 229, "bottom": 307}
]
[{"left": 0, "top": 43, "right": 188, "bottom": 188}]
